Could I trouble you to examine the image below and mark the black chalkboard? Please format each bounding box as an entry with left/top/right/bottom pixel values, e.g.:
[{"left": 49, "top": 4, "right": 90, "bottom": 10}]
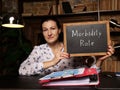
[{"left": 63, "top": 21, "right": 110, "bottom": 56}]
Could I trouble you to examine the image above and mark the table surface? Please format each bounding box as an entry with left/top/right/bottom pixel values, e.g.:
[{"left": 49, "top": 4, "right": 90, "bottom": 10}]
[
  {"left": 96, "top": 72, "right": 120, "bottom": 90},
  {"left": 0, "top": 72, "right": 120, "bottom": 90}
]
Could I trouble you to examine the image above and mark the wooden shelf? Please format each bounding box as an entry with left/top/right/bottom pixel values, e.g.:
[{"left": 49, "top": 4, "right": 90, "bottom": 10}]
[{"left": 22, "top": 10, "right": 120, "bottom": 17}]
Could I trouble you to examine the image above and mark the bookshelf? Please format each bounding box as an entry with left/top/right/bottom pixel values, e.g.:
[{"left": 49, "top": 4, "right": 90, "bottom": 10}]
[{"left": 18, "top": 0, "right": 120, "bottom": 25}]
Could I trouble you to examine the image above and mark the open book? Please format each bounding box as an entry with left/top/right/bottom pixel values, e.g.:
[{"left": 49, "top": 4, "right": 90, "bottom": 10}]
[{"left": 39, "top": 68, "right": 99, "bottom": 86}]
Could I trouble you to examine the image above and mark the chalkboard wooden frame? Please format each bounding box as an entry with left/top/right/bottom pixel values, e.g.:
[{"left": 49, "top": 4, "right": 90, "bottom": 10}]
[{"left": 63, "top": 21, "right": 110, "bottom": 57}]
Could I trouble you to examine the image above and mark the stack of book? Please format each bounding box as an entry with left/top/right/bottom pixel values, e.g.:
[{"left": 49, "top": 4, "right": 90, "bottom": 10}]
[{"left": 39, "top": 68, "right": 99, "bottom": 86}]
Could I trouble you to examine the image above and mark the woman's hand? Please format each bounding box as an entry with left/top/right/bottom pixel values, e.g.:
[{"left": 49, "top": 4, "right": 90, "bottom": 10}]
[
  {"left": 43, "top": 45, "right": 70, "bottom": 69},
  {"left": 98, "top": 45, "right": 114, "bottom": 61},
  {"left": 54, "top": 46, "right": 70, "bottom": 64},
  {"left": 95, "top": 44, "right": 114, "bottom": 67}
]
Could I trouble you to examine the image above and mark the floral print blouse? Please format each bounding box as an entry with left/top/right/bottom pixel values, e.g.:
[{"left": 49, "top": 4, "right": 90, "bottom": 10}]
[{"left": 19, "top": 43, "right": 100, "bottom": 76}]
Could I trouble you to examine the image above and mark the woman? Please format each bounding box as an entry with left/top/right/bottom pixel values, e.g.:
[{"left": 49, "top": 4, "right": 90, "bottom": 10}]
[{"left": 19, "top": 17, "right": 114, "bottom": 76}]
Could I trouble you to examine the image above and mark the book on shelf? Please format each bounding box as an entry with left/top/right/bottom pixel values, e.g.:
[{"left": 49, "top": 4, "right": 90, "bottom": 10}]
[
  {"left": 39, "top": 68, "right": 99, "bottom": 86},
  {"left": 62, "top": 1, "right": 73, "bottom": 13}
]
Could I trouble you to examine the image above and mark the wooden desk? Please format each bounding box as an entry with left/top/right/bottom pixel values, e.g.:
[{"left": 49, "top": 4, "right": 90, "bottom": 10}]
[
  {"left": 0, "top": 72, "right": 120, "bottom": 90},
  {"left": 0, "top": 75, "right": 96, "bottom": 90},
  {"left": 97, "top": 72, "right": 120, "bottom": 90}
]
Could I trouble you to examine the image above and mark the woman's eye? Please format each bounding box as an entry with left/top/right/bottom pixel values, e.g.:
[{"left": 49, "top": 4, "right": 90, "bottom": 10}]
[
  {"left": 43, "top": 29, "right": 47, "bottom": 32},
  {"left": 51, "top": 27, "right": 56, "bottom": 30}
]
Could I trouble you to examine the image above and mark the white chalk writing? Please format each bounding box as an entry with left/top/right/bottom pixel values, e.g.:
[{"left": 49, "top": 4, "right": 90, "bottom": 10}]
[{"left": 72, "top": 28, "right": 102, "bottom": 38}]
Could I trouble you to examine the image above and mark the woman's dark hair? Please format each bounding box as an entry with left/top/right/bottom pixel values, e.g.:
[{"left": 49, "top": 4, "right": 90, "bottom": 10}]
[
  {"left": 40, "top": 16, "right": 61, "bottom": 31},
  {"left": 40, "top": 16, "right": 63, "bottom": 43}
]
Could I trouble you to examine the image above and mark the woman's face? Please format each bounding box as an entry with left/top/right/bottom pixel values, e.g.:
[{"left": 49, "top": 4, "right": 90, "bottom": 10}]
[{"left": 42, "top": 20, "right": 61, "bottom": 44}]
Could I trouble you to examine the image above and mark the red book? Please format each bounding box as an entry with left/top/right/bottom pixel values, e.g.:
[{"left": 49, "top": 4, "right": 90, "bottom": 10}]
[{"left": 39, "top": 68, "right": 99, "bottom": 86}]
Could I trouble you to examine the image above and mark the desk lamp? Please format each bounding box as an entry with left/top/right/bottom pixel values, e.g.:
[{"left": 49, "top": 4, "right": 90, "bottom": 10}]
[
  {"left": 1, "top": 13, "right": 24, "bottom": 28},
  {"left": 0, "top": 13, "right": 32, "bottom": 75}
]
